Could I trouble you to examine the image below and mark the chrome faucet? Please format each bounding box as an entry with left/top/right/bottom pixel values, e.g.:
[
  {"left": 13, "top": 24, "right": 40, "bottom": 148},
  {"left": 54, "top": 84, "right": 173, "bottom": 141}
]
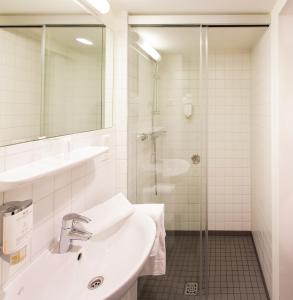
[{"left": 59, "top": 213, "right": 92, "bottom": 254}]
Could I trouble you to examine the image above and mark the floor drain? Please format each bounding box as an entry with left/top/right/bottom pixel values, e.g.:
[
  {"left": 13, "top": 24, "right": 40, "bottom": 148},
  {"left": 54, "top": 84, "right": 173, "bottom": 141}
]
[
  {"left": 184, "top": 282, "right": 198, "bottom": 296},
  {"left": 88, "top": 276, "right": 104, "bottom": 290}
]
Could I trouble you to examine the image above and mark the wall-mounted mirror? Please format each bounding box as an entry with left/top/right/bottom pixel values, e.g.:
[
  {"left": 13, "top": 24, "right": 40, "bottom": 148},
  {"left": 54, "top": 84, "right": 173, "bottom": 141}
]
[{"left": 0, "top": 25, "right": 113, "bottom": 147}]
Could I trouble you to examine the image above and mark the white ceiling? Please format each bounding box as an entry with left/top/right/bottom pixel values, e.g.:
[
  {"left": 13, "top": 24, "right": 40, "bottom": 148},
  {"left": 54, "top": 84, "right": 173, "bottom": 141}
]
[
  {"left": 0, "top": 0, "right": 277, "bottom": 15},
  {"left": 132, "top": 27, "right": 267, "bottom": 55},
  {"left": 0, "top": 0, "right": 82, "bottom": 15},
  {"left": 111, "top": 0, "right": 277, "bottom": 15},
  {"left": 208, "top": 27, "right": 267, "bottom": 50}
]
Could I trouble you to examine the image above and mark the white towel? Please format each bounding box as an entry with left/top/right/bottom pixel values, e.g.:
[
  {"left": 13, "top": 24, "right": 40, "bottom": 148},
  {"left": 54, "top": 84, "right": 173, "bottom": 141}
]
[{"left": 134, "top": 204, "right": 166, "bottom": 276}]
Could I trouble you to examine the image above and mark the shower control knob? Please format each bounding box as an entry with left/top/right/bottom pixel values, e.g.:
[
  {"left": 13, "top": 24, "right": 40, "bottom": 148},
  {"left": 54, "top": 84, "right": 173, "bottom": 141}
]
[{"left": 191, "top": 154, "right": 200, "bottom": 164}]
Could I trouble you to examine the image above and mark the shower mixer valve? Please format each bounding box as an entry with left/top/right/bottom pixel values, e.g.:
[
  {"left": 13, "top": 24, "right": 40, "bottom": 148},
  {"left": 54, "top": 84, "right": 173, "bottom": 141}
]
[{"left": 191, "top": 154, "right": 200, "bottom": 164}]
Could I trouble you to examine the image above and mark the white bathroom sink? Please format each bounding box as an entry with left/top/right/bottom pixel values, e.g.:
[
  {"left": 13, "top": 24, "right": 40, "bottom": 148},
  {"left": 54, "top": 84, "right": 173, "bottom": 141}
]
[{"left": 2, "top": 211, "right": 156, "bottom": 300}]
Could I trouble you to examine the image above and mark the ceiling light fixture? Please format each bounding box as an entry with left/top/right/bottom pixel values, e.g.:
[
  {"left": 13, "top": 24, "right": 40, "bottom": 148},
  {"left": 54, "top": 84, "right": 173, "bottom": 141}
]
[
  {"left": 76, "top": 37, "right": 94, "bottom": 45},
  {"left": 137, "top": 38, "right": 161, "bottom": 62},
  {"left": 74, "top": 0, "right": 110, "bottom": 15}
]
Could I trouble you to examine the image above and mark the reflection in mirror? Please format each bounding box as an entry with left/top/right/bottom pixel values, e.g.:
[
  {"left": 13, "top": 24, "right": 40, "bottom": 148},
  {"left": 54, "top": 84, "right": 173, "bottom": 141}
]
[
  {"left": 44, "top": 26, "right": 104, "bottom": 138},
  {"left": 0, "top": 25, "right": 114, "bottom": 147},
  {"left": 0, "top": 27, "right": 43, "bottom": 146}
]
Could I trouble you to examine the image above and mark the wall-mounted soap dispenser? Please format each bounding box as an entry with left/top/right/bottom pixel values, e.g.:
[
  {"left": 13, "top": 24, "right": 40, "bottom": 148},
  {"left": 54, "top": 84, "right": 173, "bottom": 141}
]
[
  {"left": 0, "top": 200, "right": 33, "bottom": 265},
  {"left": 182, "top": 93, "right": 193, "bottom": 119}
]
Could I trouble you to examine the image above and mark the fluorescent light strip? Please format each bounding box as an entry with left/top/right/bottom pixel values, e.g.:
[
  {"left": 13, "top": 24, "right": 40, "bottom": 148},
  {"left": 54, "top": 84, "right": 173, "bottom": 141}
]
[
  {"left": 76, "top": 37, "right": 93, "bottom": 45},
  {"left": 74, "top": 0, "right": 110, "bottom": 15},
  {"left": 137, "top": 38, "right": 161, "bottom": 62}
]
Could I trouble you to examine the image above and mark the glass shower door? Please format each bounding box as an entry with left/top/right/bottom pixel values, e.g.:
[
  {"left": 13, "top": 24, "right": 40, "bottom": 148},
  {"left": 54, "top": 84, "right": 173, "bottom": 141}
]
[{"left": 128, "top": 26, "right": 208, "bottom": 299}]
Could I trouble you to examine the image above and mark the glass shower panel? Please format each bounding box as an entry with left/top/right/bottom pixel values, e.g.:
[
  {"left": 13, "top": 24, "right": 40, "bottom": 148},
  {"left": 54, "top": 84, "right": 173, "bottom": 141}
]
[
  {"left": 128, "top": 26, "right": 208, "bottom": 298},
  {"left": 206, "top": 26, "right": 268, "bottom": 299},
  {"left": 128, "top": 30, "right": 156, "bottom": 203}
]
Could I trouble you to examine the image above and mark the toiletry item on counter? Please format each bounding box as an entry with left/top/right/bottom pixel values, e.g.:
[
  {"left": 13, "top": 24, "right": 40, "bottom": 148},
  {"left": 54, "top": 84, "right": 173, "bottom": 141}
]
[{"left": 0, "top": 200, "right": 33, "bottom": 264}]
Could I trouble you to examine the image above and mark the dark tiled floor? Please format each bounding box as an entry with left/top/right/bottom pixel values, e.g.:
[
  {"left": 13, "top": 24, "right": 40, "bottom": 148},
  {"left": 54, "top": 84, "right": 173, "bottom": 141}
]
[{"left": 138, "top": 232, "right": 268, "bottom": 300}]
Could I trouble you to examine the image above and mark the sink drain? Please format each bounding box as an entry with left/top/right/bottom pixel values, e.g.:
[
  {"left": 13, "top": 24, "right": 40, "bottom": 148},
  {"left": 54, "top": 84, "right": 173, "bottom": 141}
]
[{"left": 88, "top": 276, "right": 104, "bottom": 290}]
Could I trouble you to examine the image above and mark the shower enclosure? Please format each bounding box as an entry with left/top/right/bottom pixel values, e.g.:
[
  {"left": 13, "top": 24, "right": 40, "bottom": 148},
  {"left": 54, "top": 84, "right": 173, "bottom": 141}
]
[
  {"left": 128, "top": 26, "right": 209, "bottom": 298},
  {"left": 127, "top": 23, "right": 269, "bottom": 299}
]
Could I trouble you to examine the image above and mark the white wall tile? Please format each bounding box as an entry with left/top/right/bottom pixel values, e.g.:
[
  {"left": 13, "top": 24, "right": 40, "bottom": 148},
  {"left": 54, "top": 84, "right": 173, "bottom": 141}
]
[
  {"left": 33, "top": 176, "right": 54, "bottom": 202},
  {"left": 34, "top": 195, "right": 54, "bottom": 225},
  {"left": 4, "top": 184, "right": 33, "bottom": 203},
  {"left": 71, "top": 177, "right": 86, "bottom": 213},
  {"left": 208, "top": 49, "right": 251, "bottom": 231},
  {"left": 31, "top": 218, "right": 54, "bottom": 259},
  {"left": 54, "top": 170, "right": 71, "bottom": 191},
  {"left": 0, "top": 128, "right": 116, "bottom": 287}
]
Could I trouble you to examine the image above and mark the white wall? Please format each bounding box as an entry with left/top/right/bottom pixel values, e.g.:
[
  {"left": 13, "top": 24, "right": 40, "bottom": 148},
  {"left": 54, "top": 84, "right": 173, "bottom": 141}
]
[
  {"left": 251, "top": 28, "right": 272, "bottom": 297},
  {"left": 0, "top": 128, "right": 116, "bottom": 287},
  {"left": 113, "top": 12, "right": 128, "bottom": 196},
  {"left": 278, "top": 1, "right": 293, "bottom": 299}
]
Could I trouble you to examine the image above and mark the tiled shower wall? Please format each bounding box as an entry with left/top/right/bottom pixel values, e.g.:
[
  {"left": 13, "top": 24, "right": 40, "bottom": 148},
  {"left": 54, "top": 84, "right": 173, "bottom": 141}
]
[
  {"left": 251, "top": 29, "right": 272, "bottom": 297},
  {"left": 128, "top": 48, "right": 251, "bottom": 231},
  {"left": 154, "top": 51, "right": 251, "bottom": 231},
  {"left": 0, "top": 28, "right": 41, "bottom": 146},
  {"left": 208, "top": 50, "right": 251, "bottom": 231},
  {"left": 154, "top": 54, "right": 202, "bottom": 231}
]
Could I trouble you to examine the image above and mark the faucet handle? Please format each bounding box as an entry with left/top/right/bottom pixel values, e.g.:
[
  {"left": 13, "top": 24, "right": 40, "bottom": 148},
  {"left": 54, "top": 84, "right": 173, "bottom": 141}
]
[{"left": 62, "top": 213, "right": 91, "bottom": 228}]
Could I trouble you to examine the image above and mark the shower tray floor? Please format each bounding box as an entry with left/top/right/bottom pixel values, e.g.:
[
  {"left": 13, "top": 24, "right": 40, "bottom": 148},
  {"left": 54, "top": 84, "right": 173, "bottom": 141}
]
[{"left": 138, "top": 232, "right": 268, "bottom": 300}]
